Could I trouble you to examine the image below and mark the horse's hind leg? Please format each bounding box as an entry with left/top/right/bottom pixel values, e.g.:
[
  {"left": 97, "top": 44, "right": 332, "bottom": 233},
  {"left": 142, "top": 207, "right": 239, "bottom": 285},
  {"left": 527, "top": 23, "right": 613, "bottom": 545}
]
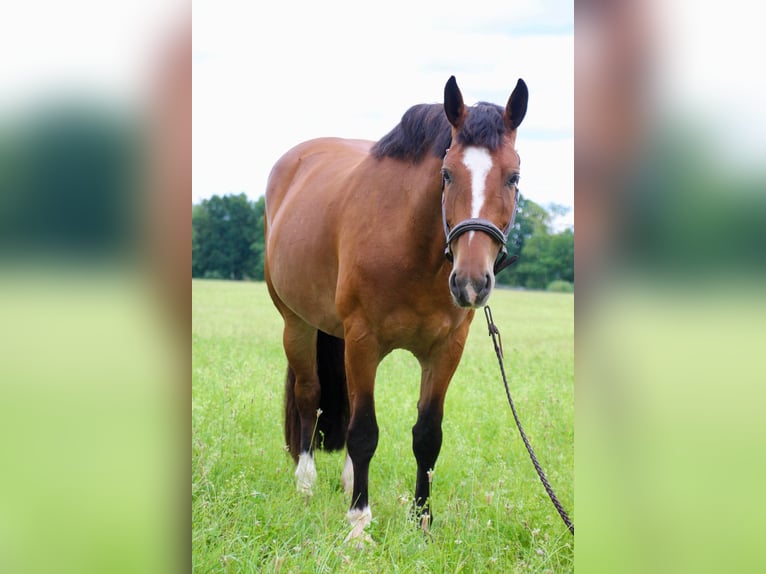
[{"left": 281, "top": 312, "right": 321, "bottom": 495}]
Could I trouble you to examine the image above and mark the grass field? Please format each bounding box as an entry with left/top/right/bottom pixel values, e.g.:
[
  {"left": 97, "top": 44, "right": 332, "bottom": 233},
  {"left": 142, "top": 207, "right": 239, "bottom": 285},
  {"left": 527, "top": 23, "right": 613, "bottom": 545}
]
[{"left": 192, "top": 279, "right": 573, "bottom": 573}]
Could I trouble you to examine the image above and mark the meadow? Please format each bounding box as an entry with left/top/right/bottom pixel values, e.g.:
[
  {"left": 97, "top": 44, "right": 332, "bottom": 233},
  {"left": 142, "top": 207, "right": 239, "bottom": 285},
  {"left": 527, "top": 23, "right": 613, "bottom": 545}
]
[{"left": 192, "top": 279, "right": 573, "bottom": 573}]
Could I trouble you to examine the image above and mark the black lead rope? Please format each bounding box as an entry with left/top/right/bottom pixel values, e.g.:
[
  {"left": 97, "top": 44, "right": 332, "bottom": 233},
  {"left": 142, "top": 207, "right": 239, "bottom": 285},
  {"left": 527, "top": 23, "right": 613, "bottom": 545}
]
[{"left": 484, "top": 305, "right": 575, "bottom": 536}]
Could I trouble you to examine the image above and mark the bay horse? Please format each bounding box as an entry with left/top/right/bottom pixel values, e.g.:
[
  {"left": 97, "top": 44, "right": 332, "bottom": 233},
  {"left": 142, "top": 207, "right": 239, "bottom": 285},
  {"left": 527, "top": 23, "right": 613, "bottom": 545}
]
[{"left": 264, "top": 76, "right": 528, "bottom": 541}]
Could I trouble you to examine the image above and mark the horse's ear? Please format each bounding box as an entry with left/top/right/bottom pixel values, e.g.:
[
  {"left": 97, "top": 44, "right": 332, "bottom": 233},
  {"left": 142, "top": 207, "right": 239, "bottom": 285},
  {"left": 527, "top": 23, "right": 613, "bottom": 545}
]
[
  {"left": 444, "top": 76, "right": 466, "bottom": 129},
  {"left": 504, "top": 78, "right": 528, "bottom": 131}
]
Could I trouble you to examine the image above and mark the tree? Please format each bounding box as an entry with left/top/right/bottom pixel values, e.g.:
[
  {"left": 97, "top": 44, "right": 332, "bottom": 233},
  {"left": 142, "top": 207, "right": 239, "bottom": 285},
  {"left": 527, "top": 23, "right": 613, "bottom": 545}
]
[
  {"left": 511, "top": 228, "right": 574, "bottom": 289},
  {"left": 496, "top": 195, "right": 574, "bottom": 289},
  {"left": 508, "top": 195, "right": 551, "bottom": 253},
  {"left": 249, "top": 196, "right": 266, "bottom": 281},
  {"left": 497, "top": 195, "right": 552, "bottom": 286},
  {"left": 192, "top": 193, "right": 261, "bottom": 279}
]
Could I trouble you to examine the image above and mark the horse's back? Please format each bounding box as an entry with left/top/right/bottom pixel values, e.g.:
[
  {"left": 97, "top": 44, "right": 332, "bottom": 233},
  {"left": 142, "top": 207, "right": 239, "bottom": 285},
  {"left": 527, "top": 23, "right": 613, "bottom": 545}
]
[
  {"left": 265, "top": 138, "right": 372, "bottom": 223},
  {"left": 265, "top": 137, "right": 373, "bottom": 335}
]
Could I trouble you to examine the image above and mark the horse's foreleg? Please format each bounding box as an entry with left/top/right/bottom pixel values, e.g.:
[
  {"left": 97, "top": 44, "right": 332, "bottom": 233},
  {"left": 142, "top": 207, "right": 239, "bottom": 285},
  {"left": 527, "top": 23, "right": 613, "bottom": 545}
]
[
  {"left": 342, "top": 324, "right": 380, "bottom": 542},
  {"left": 412, "top": 329, "right": 468, "bottom": 527}
]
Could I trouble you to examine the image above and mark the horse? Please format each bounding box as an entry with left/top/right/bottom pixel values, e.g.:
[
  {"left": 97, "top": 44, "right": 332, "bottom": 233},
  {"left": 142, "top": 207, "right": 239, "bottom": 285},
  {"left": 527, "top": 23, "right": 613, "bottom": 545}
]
[{"left": 264, "top": 75, "right": 528, "bottom": 541}]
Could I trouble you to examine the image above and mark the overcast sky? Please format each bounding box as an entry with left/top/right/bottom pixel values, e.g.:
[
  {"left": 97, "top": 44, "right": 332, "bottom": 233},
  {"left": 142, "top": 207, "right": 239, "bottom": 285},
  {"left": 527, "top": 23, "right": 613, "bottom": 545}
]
[
  {"left": 193, "top": 0, "right": 574, "bottom": 228},
  {"left": 5, "top": 1, "right": 764, "bottom": 234}
]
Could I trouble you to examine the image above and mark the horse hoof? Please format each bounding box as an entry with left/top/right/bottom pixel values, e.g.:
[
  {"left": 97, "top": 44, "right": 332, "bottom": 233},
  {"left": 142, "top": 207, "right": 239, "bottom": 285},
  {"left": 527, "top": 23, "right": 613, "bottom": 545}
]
[{"left": 344, "top": 506, "right": 373, "bottom": 545}]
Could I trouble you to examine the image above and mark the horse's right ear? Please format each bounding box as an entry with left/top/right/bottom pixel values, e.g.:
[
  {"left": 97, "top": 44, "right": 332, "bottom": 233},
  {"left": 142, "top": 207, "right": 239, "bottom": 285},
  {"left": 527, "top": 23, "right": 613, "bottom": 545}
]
[{"left": 444, "top": 76, "right": 466, "bottom": 129}]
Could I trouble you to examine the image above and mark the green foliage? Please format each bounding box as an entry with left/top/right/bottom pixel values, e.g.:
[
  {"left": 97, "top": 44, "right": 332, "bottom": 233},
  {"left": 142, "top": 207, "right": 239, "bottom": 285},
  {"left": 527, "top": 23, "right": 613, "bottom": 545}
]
[
  {"left": 192, "top": 280, "right": 574, "bottom": 572},
  {"left": 507, "top": 195, "right": 551, "bottom": 255},
  {"left": 546, "top": 280, "right": 574, "bottom": 293},
  {"left": 249, "top": 196, "right": 266, "bottom": 281},
  {"left": 509, "top": 229, "right": 574, "bottom": 290},
  {"left": 498, "top": 197, "right": 573, "bottom": 290},
  {"left": 0, "top": 106, "right": 137, "bottom": 257},
  {"left": 618, "top": 125, "right": 766, "bottom": 275},
  {"left": 192, "top": 194, "right": 265, "bottom": 280}
]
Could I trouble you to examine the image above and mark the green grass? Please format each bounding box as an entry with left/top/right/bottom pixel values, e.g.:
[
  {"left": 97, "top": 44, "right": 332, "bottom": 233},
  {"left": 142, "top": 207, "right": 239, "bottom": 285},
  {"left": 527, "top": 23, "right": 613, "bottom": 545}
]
[{"left": 192, "top": 280, "right": 573, "bottom": 573}]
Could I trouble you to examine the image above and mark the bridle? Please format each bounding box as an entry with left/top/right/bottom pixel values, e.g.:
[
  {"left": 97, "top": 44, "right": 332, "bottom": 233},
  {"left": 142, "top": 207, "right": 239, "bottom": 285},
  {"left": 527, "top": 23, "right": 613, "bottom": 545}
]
[{"left": 440, "top": 150, "right": 520, "bottom": 275}]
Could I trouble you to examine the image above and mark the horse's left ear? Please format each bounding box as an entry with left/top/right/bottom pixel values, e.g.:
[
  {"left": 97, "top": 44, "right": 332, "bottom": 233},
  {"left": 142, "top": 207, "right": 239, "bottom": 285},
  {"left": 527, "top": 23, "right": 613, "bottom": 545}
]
[{"left": 504, "top": 79, "right": 528, "bottom": 131}]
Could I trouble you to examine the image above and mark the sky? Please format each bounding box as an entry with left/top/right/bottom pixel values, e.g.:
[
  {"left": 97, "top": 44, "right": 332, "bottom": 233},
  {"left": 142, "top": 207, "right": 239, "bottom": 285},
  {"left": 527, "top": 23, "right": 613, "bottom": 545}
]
[
  {"left": 193, "top": 0, "right": 574, "bottom": 229},
  {"left": 0, "top": 1, "right": 573, "bottom": 228},
  {"left": 0, "top": 0, "right": 184, "bottom": 109},
  {"left": 4, "top": 1, "right": 765, "bottom": 234}
]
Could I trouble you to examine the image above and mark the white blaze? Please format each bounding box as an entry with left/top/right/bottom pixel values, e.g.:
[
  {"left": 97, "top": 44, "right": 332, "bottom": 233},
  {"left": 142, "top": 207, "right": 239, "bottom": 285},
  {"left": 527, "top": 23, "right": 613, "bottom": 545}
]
[{"left": 462, "top": 147, "right": 493, "bottom": 219}]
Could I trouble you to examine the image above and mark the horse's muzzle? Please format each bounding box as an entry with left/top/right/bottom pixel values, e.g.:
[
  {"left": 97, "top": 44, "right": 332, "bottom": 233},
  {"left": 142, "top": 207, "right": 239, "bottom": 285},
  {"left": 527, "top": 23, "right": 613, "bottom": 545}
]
[{"left": 449, "top": 269, "right": 493, "bottom": 308}]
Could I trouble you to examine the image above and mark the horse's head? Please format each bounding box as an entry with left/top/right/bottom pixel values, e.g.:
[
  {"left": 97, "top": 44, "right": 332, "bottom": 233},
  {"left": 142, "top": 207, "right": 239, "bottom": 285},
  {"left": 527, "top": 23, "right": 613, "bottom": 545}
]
[{"left": 441, "top": 76, "right": 528, "bottom": 308}]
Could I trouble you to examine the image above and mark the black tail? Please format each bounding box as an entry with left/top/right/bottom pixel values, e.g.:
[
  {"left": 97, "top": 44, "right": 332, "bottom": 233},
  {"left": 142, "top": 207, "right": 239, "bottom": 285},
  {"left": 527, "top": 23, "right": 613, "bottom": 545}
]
[{"left": 284, "top": 331, "right": 349, "bottom": 462}]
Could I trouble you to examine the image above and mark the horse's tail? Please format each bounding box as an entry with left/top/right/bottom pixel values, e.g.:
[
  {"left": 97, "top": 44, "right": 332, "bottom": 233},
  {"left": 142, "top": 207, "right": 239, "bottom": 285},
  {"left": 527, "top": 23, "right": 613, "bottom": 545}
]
[{"left": 284, "top": 331, "right": 349, "bottom": 462}]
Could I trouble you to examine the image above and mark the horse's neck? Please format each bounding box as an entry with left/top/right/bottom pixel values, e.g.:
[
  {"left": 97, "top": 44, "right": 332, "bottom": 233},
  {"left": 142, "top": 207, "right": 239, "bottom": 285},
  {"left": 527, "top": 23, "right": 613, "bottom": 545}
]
[{"left": 396, "top": 157, "right": 450, "bottom": 271}]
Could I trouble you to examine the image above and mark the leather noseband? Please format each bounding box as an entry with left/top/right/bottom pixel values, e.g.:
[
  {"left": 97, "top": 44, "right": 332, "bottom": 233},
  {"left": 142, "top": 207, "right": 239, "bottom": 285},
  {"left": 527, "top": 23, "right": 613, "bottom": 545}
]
[{"left": 441, "top": 195, "right": 519, "bottom": 275}]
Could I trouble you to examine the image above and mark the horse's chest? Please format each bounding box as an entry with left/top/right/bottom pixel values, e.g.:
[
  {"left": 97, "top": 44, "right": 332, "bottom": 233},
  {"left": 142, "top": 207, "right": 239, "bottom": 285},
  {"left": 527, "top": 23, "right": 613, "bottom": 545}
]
[{"left": 370, "top": 304, "right": 460, "bottom": 354}]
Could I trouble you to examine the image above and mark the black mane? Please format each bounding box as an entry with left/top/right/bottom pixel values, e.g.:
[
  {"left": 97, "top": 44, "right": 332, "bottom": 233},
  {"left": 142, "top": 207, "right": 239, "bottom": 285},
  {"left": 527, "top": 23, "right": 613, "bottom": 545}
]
[{"left": 371, "top": 101, "right": 507, "bottom": 162}]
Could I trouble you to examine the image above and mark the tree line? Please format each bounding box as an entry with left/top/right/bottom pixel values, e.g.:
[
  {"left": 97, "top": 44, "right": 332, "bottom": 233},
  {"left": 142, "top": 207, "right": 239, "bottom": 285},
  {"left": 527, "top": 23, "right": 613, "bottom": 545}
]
[{"left": 192, "top": 193, "right": 573, "bottom": 291}]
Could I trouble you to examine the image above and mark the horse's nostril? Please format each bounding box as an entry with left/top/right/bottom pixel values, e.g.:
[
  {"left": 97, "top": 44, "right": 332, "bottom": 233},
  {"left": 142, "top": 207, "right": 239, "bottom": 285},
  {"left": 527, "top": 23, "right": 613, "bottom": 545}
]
[
  {"left": 471, "top": 273, "right": 493, "bottom": 303},
  {"left": 450, "top": 272, "right": 458, "bottom": 291}
]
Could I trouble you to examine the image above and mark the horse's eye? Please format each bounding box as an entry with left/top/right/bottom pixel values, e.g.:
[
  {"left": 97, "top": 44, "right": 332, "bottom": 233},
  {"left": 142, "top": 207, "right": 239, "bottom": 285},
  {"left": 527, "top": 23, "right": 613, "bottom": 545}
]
[
  {"left": 441, "top": 169, "right": 452, "bottom": 184},
  {"left": 507, "top": 173, "right": 520, "bottom": 187}
]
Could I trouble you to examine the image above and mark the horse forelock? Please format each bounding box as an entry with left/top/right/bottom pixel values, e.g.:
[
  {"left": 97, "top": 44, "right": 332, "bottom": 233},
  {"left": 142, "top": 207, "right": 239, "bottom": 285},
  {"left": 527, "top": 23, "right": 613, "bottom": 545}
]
[
  {"left": 371, "top": 101, "right": 509, "bottom": 163},
  {"left": 456, "top": 103, "right": 506, "bottom": 151}
]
